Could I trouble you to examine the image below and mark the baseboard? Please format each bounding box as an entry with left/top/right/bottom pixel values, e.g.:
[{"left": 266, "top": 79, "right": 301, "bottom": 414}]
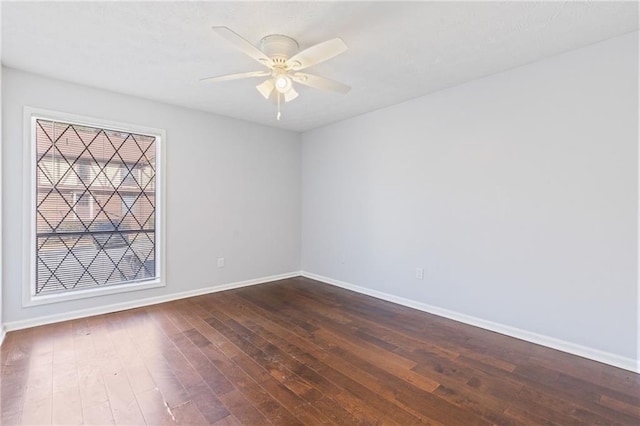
[
  {"left": 301, "top": 271, "right": 639, "bottom": 374},
  {"left": 4, "top": 271, "right": 302, "bottom": 332},
  {"left": 5, "top": 270, "right": 638, "bottom": 374}
]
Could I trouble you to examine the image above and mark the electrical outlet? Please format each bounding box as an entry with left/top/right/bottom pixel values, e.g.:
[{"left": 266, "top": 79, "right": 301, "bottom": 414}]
[
  {"left": 217, "top": 257, "right": 225, "bottom": 268},
  {"left": 416, "top": 267, "right": 424, "bottom": 280}
]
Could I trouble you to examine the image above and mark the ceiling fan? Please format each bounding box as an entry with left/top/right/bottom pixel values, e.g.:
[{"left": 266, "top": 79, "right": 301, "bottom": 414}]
[{"left": 202, "top": 26, "right": 350, "bottom": 120}]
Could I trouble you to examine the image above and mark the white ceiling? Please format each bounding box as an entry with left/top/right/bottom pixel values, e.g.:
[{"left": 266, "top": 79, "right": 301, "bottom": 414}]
[{"left": 2, "top": 1, "right": 638, "bottom": 132}]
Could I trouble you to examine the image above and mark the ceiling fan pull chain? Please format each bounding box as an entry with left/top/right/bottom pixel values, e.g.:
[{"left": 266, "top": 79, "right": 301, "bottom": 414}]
[{"left": 277, "top": 92, "right": 282, "bottom": 120}]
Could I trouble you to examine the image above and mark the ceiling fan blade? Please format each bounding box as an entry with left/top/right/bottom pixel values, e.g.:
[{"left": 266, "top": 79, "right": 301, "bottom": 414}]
[
  {"left": 201, "top": 70, "right": 271, "bottom": 83},
  {"left": 287, "top": 38, "right": 348, "bottom": 70},
  {"left": 292, "top": 73, "right": 351, "bottom": 94},
  {"left": 212, "top": 26, "right": 273, "bottom": 68}
]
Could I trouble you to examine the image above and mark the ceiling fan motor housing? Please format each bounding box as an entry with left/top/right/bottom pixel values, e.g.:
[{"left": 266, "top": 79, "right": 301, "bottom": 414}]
[{"left": 260, "top": 34, "right": 299, "bottom": 63}]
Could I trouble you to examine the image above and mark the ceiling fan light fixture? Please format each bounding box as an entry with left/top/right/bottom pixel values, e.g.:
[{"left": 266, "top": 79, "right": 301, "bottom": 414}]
[
  {"left": 274, "top": 75, "right": 292, "bottom": 93},
  {"left": 284, "top": 87, "right": 299, "bottom": 102},
  {"left": 256, "top": 79, "right": 274, "bottom": 99}
]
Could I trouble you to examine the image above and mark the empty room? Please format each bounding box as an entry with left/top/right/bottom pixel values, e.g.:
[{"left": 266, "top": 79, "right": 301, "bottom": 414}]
[{"left": 1, "top": 1, "right": 639, "bottom": 425}]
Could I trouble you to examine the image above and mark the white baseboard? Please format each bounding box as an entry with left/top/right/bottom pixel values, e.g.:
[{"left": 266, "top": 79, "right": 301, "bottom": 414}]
[
  {"left": 301, "top": 271, "right": 639, "bottom": 374},
  {"left": 4, "top": 269, "right": 638, "bottom": 374},
  {"left": 4, "top": 271, "right": 301, "bottom": 332}
]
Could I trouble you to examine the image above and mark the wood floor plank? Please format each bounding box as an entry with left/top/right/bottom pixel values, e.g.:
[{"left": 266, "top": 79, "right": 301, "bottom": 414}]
[
  {"left": 599, "top": 393, "right": 640, "bottom": 419},
  {"left": 102, "top": 370, "right": 146, "bottom": 425},
  {"left": 136, "top": 387, "right": 178, "bottom": 425},
  {"left": 2, "top": 277, "right": 638, "bottom": 425},
  {"left": 202, "top": 313, "right": 333, "bottom": 425},
  {"left": 232, "top": 285, "right": 470, "bottom": 424},
  {"left": 208, "top": 291, "right": 424, "bottom": 423},
  {"left": 51, "top": 385, "right": 83, "bottom": 425},
  {"left": 175, "top": 307, "right": 304, "bottom": 424},
  {"left": 82, "top": 400, "right": 115, "bottom": 426},
  {"left": 185, "top": 380, "right": 232, "bottom": 424},
  {"left": 200, "top": 301, "right": 366, "bottom": 425},
  {"left": 217, "top": 290, "right": 453, "bottom": 424},
  {"left": 217, "top": 388, "right": 271, "bottom": 425},
  {"left": 20, "top": 395, "right": 52, "bottom": 425}
]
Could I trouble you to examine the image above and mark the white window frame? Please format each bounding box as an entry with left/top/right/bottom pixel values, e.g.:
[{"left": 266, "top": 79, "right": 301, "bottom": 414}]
[{"left": 23, "top": 107, "right": 166, "bottom": 306}]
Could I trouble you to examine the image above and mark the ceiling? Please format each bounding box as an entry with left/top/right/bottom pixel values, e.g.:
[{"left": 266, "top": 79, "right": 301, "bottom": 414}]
[{"left": 2, "top": 1, "right": 638, "bottom": 132}]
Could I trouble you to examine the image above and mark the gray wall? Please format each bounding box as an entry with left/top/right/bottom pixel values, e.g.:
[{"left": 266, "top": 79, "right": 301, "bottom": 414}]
[
  {"left": 301, "top": 32, "right": 638, "bottom": 364},
  {"left": 2, "top": 67, "right": 301, "bottom": 324},
  {"left": 0, "top": 64, "right": 3, "bottom": 335}
]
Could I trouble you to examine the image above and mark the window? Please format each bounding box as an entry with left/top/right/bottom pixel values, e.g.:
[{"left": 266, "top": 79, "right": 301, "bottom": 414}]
[
  {"left": 76, "top": 161, "right": 91, "bottom": 183},
  {"left": 121, "top": 195, "right": 137, "bottom": 217},
  {"left": 24, "top": 108, "right": 165, "bottom": 305},
  {"left": 121, "top": 164, "right": 138, "bottom": 187},
  {"left": 72, "top": 192, "right": 93, "bottom": 220}
]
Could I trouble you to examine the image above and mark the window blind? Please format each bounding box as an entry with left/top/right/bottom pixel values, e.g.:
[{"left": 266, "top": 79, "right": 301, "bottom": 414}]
[{"left": 35, "top": 119, "right": 157, "bottom": 295}]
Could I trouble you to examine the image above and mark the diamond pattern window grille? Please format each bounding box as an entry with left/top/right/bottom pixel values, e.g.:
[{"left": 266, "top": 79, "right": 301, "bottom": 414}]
[{"left": 35, "top": 119, "right": 157, "bottom": 295}]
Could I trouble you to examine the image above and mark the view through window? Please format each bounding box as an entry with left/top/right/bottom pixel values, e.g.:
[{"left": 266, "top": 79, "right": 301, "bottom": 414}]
[{"left": 35, "top": 119, "right": 157, "bottom": 296}]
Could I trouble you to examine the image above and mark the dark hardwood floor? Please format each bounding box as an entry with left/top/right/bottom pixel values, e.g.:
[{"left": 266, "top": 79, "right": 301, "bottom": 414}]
[{"left": 1, "top": 277, "right": 639, "bottom": 425}]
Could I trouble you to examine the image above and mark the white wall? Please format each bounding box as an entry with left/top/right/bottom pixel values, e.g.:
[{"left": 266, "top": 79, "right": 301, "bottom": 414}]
[
  {"left": 2, "top": 67, "right": 301, "bottom": 324},
  {"left": 302, "top": 32, "right": 639, "bottom": 367},
  {"left": 0, "top": 61, "right": 4, "bottom": 342}
]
